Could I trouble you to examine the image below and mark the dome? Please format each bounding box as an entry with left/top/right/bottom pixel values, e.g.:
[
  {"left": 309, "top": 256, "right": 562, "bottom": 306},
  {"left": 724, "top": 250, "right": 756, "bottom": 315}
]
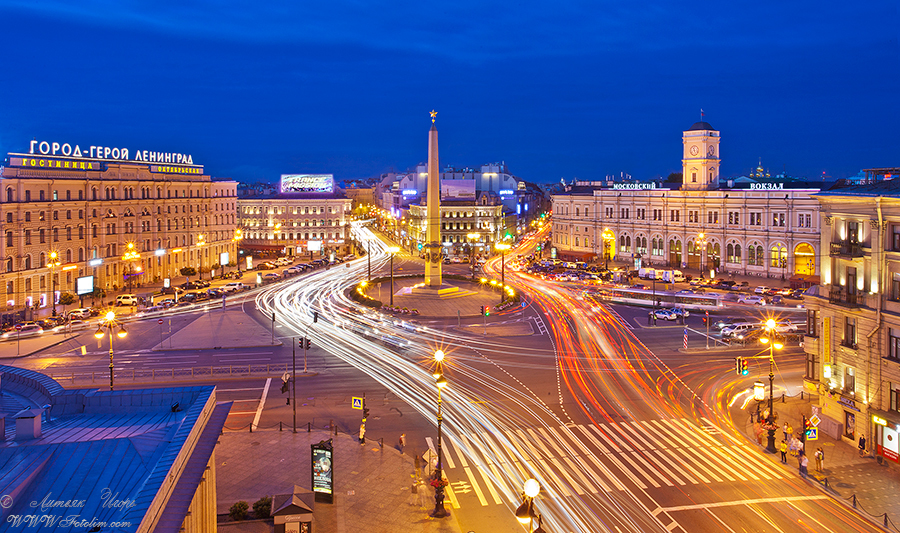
[{"left": 688, "top": 121, "right": 715, "bottom": 131}]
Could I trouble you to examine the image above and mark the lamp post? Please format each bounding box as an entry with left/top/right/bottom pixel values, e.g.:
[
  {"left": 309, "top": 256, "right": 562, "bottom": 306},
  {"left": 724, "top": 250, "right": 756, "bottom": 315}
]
[
  {"left": 197, "top": 234, "right": 207, "bottom": 280},
  {"left": 431, "top": 350, "right": 449, "bottom": 518},
  {"left": 695, "top": 232, "right": 707, "bottom": 276},
  {"left": 122, "top": 242, "right": 141, "bottom": 290},
  {"left": 232, "top": 229, "right": 244, "bottom": 275},
  {"left": 94, "top": 311, "right": 127, "bottom": 391},
  {"left": 516, "top": 478, "right": 545, "bottom": 532},
  {"left": 495, "top": 243, "right": 510, "bottom": 303},
  {"left": 760, "top": 318, "right": 783, "bottom": 454},
  {"left": 387, "top": 246, "right": 400, "bottom": 306},
  {"left": 602, "top": 228, "right": 614, "bottom": 270},
  {"left": 467, "top": 233, "right": 479, "bottom": 280},
  {"left": 48, "top": 251, "right": 61, "bottom": 316}
]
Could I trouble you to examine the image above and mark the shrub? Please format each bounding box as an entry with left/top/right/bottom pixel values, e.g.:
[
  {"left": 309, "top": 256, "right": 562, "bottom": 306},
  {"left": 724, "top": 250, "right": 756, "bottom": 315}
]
[
  {"left": 229, "top": 501, "right": 249, "bottom": 521},
  {"left": 252, "top": 496, "right": 272, "bottom": 518}
]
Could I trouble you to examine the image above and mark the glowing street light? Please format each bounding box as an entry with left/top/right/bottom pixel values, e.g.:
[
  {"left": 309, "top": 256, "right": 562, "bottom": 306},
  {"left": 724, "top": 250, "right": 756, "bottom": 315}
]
[
  {"left": 431, "top": 349, "right": 449, "bottom": 518},
  {"left": 516, "top": 478, "right": 545, "bottom": 532},
  {"left": 495, "top": 243, "right": 511, "bottom": 303},
  {"left": 94, "top": 311, "right": 127, "bottom": 391},
  {"left": 759, "top": 318, "right": 784, "bottom": 453},
  {"left": 467, "top": 233, "right": 480, "bottom": 280},
  {"left": 387, "top": 246, "right": 400, "bottom": 306},
  {"left": 48, "top": 251, "right": 61, "bottom": 316}
]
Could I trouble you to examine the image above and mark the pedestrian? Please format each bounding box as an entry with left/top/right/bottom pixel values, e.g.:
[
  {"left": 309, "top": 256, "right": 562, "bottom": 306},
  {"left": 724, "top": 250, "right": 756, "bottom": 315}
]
[
  {"left": 814, "top": 447, "right": 823, "bottom": 472},
  {"left": 799, "top": 453, "right": 809, "bottom": 476},
  {"left": 859, "top": 435, "right": 867, "bottom": 457},
  {"left": 783, "top": 422, "right": 789, "bottom": 442},
  {"left": 399, "top": 433, "right": 406, "bottom": 453},
  {"left": 786, "top": 423, "right": 794, "bottom": 439},
  {"left": 796, "top": 438, "right": 804, "bottom": 457},
  {"left": 779, "top": 440, "right": 788, "bottom": 463},
  {"left": 416, "top": 479, "right": 429, "bottom": 509},
  {"left": 408, "top": 480, "right": 419, "bottom": 506},
  {"left": 359, "top": 422, "right": 366, "bottom": 445}
]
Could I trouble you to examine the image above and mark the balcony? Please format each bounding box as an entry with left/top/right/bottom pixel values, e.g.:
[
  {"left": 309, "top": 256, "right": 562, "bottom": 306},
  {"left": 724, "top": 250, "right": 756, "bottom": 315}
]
[
  {"left": 828, "top": 286, "right": 859, "bottom": 308},
  {"left": 830, "top": 241, "right": 864, "bottom": 257}
]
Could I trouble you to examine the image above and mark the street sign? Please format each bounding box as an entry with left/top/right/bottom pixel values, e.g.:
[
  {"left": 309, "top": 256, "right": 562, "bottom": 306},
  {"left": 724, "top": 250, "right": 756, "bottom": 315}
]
[
  {"left": 809, "top": 414, "right": 821, "bottom": 427},
  {"left": 806, "top": 427, "right": 818, "bottom": 440},
  {"left": 158, "top": 319, "right": 163, "bottom": 325},
  {"left": 351, "top": 397, "right": 363, "bottom": 410}
]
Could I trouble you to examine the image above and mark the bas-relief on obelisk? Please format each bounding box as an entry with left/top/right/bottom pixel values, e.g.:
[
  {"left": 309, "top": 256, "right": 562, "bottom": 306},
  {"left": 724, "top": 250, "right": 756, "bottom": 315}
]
[{"left": 423, "top": 110, "right": 443, "bottom": 288}]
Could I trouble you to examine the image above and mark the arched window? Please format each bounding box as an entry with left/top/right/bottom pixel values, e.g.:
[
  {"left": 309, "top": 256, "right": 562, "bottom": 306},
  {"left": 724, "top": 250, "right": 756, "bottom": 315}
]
[
  {"left": 65, "top": 249, "right": 72, "bottom": 262},
  {"left": 78, "top": 248, "right": 84, "bottom": 261},
  {"left": 5, "top": 213, "right": 11, "bottom": 223},
  {"left": 735, "top": 244, "right": 742, "bottom": 261},
  {"left": 6, "top": 187, "right": 12, "bottom": 202},
  {"left": 5, "top": 257, "right": 12, "bottom": 272},
  {"left": 23, "top": 255, "right": 31, "bottom": 270}
]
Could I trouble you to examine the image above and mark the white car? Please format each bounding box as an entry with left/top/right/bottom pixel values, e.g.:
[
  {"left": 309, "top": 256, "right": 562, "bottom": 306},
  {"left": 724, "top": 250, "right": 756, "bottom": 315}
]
[
  {"left": 739, "top": 295, "right": 766, "bottom": 305},
  {"left": 2, "top": 324, "right": 43, "bottom": 339},
  {"left": 223, "top": 282, "right": 244, "bottom": 292},
  {"left": 754, "top": 286, "right": 771, "bottom": 295},
  {"left": 652, "top": 309, "right": 677, "bottom": 321},
  {"left": 116, "top": 294, "right": 139, "bottom": 306},
  {"left": 722, "top": 323, "right": 757, "bottom": 338},
  {"left": 69, "top": 308, "right": 92, "bottom": 320},
  {"left": 53, "top": 320, "right": 89, "bottom": 333},
  {"left": 284, "top": 266, "right": 303, "bottom": 275},
  {"left": 263, "top": 273, "right": 281, "bottom": 281}
]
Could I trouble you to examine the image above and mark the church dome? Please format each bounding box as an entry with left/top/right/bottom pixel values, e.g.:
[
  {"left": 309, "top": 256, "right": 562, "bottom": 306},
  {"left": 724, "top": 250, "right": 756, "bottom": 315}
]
[{"left": 688, "top": 121, "right": 715, "bottom": 131}]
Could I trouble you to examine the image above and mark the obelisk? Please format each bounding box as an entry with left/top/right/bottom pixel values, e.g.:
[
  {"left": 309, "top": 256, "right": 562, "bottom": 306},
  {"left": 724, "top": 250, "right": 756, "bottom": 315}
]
[{"left": 424, "top": 110, "right": 442, "bottom": 287}]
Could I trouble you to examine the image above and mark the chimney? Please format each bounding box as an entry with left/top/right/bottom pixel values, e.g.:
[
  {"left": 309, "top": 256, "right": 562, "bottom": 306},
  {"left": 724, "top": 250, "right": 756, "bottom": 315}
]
[{"left": 14, "top": 408, "right": 44, "bottom": 441}]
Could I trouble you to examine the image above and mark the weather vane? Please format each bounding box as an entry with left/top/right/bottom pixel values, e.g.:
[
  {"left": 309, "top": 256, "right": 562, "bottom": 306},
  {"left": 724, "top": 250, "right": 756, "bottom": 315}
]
[{"left": 430, "top": 110, "right": 437, "bottom": 123}]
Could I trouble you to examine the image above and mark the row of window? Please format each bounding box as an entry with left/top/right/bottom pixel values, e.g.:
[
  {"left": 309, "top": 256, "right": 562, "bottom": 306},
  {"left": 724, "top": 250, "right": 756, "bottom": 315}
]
[
  {"left": 563, "top": 205, "right": 814, "bottom": 228},
  {"left": 242, "top": 205, "right": 349, "bottom": 215},
  {"left": 5, "top": 186, "right": 234, "bottom": 203}
]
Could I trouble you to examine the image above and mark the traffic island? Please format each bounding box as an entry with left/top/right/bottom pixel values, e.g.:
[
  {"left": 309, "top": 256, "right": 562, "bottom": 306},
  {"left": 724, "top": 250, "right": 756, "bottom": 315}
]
[{"left": 153, "top": 308, "right": 283, "bottom": 351}]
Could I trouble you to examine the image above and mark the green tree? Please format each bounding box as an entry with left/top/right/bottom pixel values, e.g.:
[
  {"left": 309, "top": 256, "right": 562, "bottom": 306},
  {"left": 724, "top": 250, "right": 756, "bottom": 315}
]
[
  {"left": 58, "top": 292, "right": 77, "bottom": 310},
  {"left": 665, "top": 172, "right": 682, "bottom": 183},
  {"left": 180, "top": 266, "right": 197, "bottom": 279}
]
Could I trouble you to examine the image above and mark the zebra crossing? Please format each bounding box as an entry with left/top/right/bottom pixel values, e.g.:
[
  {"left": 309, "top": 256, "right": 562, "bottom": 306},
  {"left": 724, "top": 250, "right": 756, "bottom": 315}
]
[{"left": 438, "top": 417, "right": 786, "bottom": 508}]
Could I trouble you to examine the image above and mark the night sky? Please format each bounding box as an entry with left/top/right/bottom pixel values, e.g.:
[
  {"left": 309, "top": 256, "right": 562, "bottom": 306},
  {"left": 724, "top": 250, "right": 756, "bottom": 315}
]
[{"left": 1, "top": 1, "right": 896, "bottom": 184}]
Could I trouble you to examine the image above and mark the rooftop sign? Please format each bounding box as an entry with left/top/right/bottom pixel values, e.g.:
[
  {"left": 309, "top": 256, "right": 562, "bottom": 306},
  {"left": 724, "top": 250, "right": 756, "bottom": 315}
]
[
  {"left": 281, "top": 174, "right": 334, "bottom": 194},
  {"left": 8, "top": 139, "right": 202, "bottom": 173}
]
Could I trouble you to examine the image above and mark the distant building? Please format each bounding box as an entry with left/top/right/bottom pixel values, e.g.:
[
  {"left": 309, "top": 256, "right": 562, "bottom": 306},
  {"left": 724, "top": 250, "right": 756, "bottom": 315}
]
[
  {"left": 0, "top": 364, "right": 229, "bottom": 532},
  {"left": 0, "top": 141, "right": 237, "bottom": 316},
  {"left": 550, "top": 121, "right": 821, "bottom": 282},
  {"left": 237, "top": 174, "right": 353, "bottom": 257},
  {"left": 801, "top": 177, "right": 900, "bottom": 462}
]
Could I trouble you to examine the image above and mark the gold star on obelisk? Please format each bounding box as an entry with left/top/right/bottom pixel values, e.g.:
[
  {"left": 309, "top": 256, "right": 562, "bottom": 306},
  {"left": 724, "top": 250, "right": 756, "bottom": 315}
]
[{"left": 430, "top": 110, "right": 437, "bottom": 123}]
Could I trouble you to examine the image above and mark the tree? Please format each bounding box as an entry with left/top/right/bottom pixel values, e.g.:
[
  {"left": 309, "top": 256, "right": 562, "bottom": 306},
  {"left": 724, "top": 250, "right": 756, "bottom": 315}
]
[
  {"left": 58, "top": 292, "right": 76, "bottom": 310},
  {"left": 180, "top": 266, "right": 197, "bottom": 279},
  {"left": 665, "top": 172, "right": 682, "bottom": 183}
]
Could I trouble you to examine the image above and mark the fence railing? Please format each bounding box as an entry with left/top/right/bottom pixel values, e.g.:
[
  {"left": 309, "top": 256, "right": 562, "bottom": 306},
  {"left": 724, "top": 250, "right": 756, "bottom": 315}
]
[{"left": 46, "top": 363, "right": 291, "bottom": 385}]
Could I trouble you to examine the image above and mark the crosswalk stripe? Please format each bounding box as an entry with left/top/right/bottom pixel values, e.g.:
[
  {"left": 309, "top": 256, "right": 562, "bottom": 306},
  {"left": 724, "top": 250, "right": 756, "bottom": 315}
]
[
  {"left": 508, "top": 430, "right": 573, "bottom": 498},
  {"left": 547, "top": 426, "right": 621, "bottom": 492},
  {"left": 550, "top": 456, "right": 586, "bottom": 495},
  {"left": 604, "top": 423, "right": 636, "bottom": 451},
  {"left": 627, "top": 452, "right": 672, "bottom": 486},
  {"left": 704, "top": 445, "right": 752, "bottom": 482},
  {"left": 660, "top": 421, "right": 736, "bottom": 482},
  {"left": 667, "top": 447, "right": 713, "bottom": 483},
  {"left": 533, "top": 428, "right": 596, "bottom": 494},
  {"left": 646, "top": 448, "right": 688, "bottom": 485},
  {"left": 589, "top": 424, "right": 624, "bottom": 453},
  {"left": 638, "top": 419, "right": 675, "bottom": 448},
  {"left": 725, "top": 445, "right": 784, "bottom": 480},
  {"left": 427, "top": 436, "right": 456, "bottom": 469},
  {"left": 577, "top": 425, "right": 648, "bottom": 489},
  {"left": 462, "top": 466, "right": 489, "bottom": 506},
  {"left": 620, "top": 421, "right": 659, "bottom": 450},
  {"left": 675, "top": 446, "right": 726, "bottom": 483},
  {"left": 713, "top": 445, "right": 763, "bottom": 481},
  {"left": 535, "top": 427, "right": 568, "bottom": 456},
  {"left": 649, "top": 419, "right": 692, "bottom": 448},
  {"left": 460, "top": 434, "right": 503, "bottom": 505},
  {"left": 663, "top": 418, "right": 708, "bottom": 448},
  {"left": 449, "top": 437, "right": 469, "bottom": 468},
  {"left": 485, "top": 431, "right": 531, "bottom": 481},
  {"left": 674, "top": 418, "right": 721, "bottom": 447}
]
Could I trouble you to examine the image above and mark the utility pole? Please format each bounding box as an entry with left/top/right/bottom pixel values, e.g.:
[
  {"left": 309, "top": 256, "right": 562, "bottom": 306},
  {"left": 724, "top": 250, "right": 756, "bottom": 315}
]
[
  {"left": 271, "top": 311, "right": 275, "bottom": 344},
  {"left": 292, "top": 337, "right": 297, "bottom": 433}
]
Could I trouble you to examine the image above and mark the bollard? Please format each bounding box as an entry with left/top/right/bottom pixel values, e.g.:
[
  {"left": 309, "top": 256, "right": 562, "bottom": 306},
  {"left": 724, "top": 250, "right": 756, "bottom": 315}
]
[
  {"left": 852, "top": 494, "right": 857, "bottom": 509},
  {"left": 801, "top": 391, "right": 804, "bottom": 400},
  {"left": 884, "top": 514, "right": 888, "bottom": 527},
  {"left": 280, "top": 421, "right": 283, "bottom": 432},
  {"left": 307, "top": 422, "right": 311, "bottom": 433},
  {"left": 782, "top": 392, "right": 785, "bottom": 403},
  {"left": 249, "top": 425, "right": 253, "bottom": 433},
  {"left": 824, "top": 478, "right": 828, "bottom": 488},
  {"left": 379, "top": 437, "right": 384, "bottom": 449}
]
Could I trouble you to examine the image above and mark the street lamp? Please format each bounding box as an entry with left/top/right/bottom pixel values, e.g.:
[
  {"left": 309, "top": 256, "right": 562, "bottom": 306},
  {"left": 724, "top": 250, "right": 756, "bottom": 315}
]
[
  {"left": 122, "top": 242, "right": 141, "bottom": 290},
  {"left": 467, "top": 233, "right": 480, "bottom": 280},
  {"left": 695, "top": 233, "right": 707, "bottom": 276},
  {"left": 602, "top": 228, "right": 614, "bottom": 270},
  {"left": 431, "top": 349, "right": 449, "bottom": 518},
  {"left": 233, "top": 229, "right": 244, "bottom": 275},
  {"left": 387, "top": 246, "right": 400, "bottom": 306},
  {"left": 48, "top": 251, "right": 61, "bottom": 316},
  {"left": 516, "top": 478, "right": 545, "bottom": 532},
  {"left": 197, "top": 234, "right": 207, "bottom": 280},
  {"left": 760, "top": 318, "right": 784, "bottom": 454},
  {"left": 495, "top": 243, "right": 511, "bottom": 303},
  {"left": 94, "top": 311, "right": 127, "bottom": 391}
]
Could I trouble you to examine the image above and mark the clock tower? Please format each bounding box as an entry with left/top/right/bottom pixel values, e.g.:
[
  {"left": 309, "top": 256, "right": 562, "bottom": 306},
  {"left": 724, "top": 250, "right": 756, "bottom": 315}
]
[{"left": 682, "top": 121, "right": 720, "bottom": 191}]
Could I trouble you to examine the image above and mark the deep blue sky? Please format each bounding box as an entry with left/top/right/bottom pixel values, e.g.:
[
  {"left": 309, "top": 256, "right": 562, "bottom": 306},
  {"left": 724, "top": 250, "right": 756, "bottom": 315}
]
[{"left": 0, "top": 1, "right": 896, "bottom": 184}]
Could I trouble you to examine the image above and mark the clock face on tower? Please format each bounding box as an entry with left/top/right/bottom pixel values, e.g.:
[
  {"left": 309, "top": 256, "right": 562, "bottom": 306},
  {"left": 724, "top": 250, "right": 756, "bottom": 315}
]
[
  {"left": 707, "top": 145, "right": 716, "bottom": 157},
  {"left": 690, "top": 145, "right": 699, "bottom": 156}
]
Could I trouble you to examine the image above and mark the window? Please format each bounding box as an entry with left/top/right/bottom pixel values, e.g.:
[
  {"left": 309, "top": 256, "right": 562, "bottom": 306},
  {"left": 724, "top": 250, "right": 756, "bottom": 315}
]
[
  {"left": 24, "top": 212, "right": 30, "bottom": 222},
  {"left": 66, "top": 190, "right": 71, "bottom": 200},
  {"left": 844, "top": 317, "right": 857, "bottom": 348},
  {"left": 24, "top": 230, "right": 31, "bottom": 245},
  {"left": 807, "top": 310, "right": 817, "bottom": 337},
  {"left": 53, "top": 211, "right": 58, "bottom": 220},
  {"left": 891, "top": 386, "right": 900, "bottom": 414},
  {"left": 890, "top": 329, "right": 900, "bottom": 361},
  {"left": 893, "top": 225, "right": 900, "bottom": 251},
  {"left": 848, "top": 221, "right": 860, "bottom": 243},
  {"left": 39, "top": 191, "right": 44, "bottom": 201},
  {"left": 844, "top": 367, "right": 856, "bottom": 394},
  {"left": 893, "top": 273, "right": 900, "bottom": 301},
  {"left": 39, "top": 229, "right": 45, "bottom": 243},
  {"left": 749, "top": 212, "right": 761, "bottom": 226},
  {"left": 806, "top": 352, "right": 817, "bottom": 381}
]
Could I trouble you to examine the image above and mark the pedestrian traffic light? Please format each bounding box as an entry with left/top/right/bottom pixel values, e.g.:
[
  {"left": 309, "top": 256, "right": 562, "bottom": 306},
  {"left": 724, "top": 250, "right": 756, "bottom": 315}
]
[{"left": 484, "top": 306, "right": 490, "bottom": 316}]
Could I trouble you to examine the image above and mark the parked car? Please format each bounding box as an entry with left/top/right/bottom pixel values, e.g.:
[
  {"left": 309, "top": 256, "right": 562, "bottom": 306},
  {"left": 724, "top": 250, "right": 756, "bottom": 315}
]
[
  {"left": 116, "top": 294, "right": 139, "bottom": 306},
  {"left": 69, "top": 308, "right": 92, "bottom": 320},
  {"left": 652, "top": 309, "right": 677, "bottom": 321},
  {"left": 738, "top": 295, "right": 766, "bottom": 305},
  {"left": 224, "top": 282, "right": 244, "bottom": 292},
  {"left": 672, "top": 307, "right": 690, "bottom": 318},
  {"left": 263, "top": 273, "right": 281, "bottom": 282},
  {"left": 716, "top": 317, "right": 753, "bottom": 330},
  {"left": 754, "top": 286, "right": 771, "bottom": 295},
  {"left": 207, "top": 288, "right": 224, "bottom": 298}
]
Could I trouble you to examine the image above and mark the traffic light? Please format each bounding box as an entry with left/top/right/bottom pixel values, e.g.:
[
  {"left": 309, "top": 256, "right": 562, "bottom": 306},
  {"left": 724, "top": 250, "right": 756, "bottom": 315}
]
[
  {"left": 304, "top": 338, "right": 312, "bottom": 350},
  {"left": 298, "top": 338, "right": 303, "bottom": 348},
  {"left": 480, "top": 306, "right": 485, "bottom": 316},
  {"left": 484, "top": 306, "right": 490, "bottom": 316},
  {"left": 313, "top": 311, "right": 319, "bottom": 323},
  {"left": 735, "top": 357, "right": 743, "bottom": 375},
  {"left": 741, "top": 358, "right": 749, "bottom": 376},
  {"left": 363, "top": 407, "right": 369, "bottom": 421}
]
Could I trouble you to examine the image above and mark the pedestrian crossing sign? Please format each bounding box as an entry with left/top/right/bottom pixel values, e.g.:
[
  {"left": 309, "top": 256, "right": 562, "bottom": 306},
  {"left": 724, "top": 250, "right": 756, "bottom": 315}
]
[
  {"left": 806, "top": 427, "right": 818, "bottom": 440},
  {"left": 352, "top": 397, "right": 363, "bottom": 410}
]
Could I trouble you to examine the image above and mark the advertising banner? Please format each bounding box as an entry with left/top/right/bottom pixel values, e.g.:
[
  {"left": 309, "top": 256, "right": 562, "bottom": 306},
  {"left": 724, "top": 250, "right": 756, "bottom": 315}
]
[
  {"left": 440, "top": 179, "right": 475, "bottom": 200},
  {"left": 311, "top": 440, "right": 334, "bottom": 503},
  {"left": 281, "top": 174, "right": 334, "bottom": 194},
  {"left": 76, "top": 276, "right": 94, "bottom": 296}
]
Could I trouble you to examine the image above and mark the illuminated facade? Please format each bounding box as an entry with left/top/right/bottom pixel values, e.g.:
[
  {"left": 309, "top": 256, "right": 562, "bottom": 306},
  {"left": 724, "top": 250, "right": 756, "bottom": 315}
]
[
  {"left": 405, "top": 195, "right": 509, "bottom": 258},
  {"left": 550, "top": 121, "right": 821, "bottom": 281},
  {"left": 0, "top": 143, "right": 237, "bottom": 312},
  {"left": 801, "top": 175, "right": 900, "bottom": 461},
  {"left": 237, "top": 196, "right": 353, "bottom": 257}
]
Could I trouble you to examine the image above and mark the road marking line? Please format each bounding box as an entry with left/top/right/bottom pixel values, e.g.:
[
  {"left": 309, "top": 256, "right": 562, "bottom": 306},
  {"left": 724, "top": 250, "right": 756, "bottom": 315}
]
[
  {"left": 660, "top": 447, "right": 711, "bottom": 484},
  {"left": 462, "top": 466, "right": 489, "bottom": 506},
  {"left": 548, "top": 426, "right": 619, "bottom": 492},
  {"left": 509, "top": 430, "right": 572, "bottom": 498},
  {"left": 672, "top": 447, "right": 723, "bottom": 483},
  {"left": 659, "top": 495, "right": 828, "bottom": 513},
  {"left": 577, "top": 425, "right": 647, "bottom": 489},
  {"left": 251, "top": 378, "right": 270, "bottom": 432},
  {"left": 426, "top": 437, "right": 457, "bottom": 469},
  {"left": 228, "top": 411, "right": 257, "bottom": 415},
  {"left": 621, "top": 421, "right": 658, "bottom": 450},
  {"left": 458, "top": 434, "right": 503, "bottom": 505},
  {"left": 444, "top": 485, "right": 460, "bottom": 509},
  {"left": 449, "top": 437, "right": 469, "bottom": 468},
  {"left": 589, "top": 424, "right": 624, "bottom": 452},
  {"left": 645, "top": 449, "right": 687, "bottom": 485}
]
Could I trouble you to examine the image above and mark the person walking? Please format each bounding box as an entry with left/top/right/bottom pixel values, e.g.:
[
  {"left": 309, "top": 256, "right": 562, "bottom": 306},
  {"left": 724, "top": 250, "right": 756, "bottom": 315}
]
[
  {"left": 782, "top": 422, "right": 789, "bottom": 442},
  {"left": 799, "top": 453, "right": 809, "bottom": 476},
  {"left": 814, "top": 447, "right": 824, "bottom": 472},
  {"left": 786, "top": 423, "right": 794, "bottom": 439},
  {"left": 359, "top": 422, "right": 366, "bottom": 445},
  {"left": 859, "top": 435, "right": 867, "bottom": 457},
  {"left": 779, "top": 440, "right": 788, "bottom": 463},
  {"left": 398, "top": 433, "right": 406, "bottom": 453},
  {"left": 416, "top": 479, "right": 429, "bottom": 509}
]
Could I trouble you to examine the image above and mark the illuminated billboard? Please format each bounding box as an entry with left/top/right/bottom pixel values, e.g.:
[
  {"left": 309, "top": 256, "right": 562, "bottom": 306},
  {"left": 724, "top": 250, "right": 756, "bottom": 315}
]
[
  {"left": 441, "top": 179, "right": 475, "bottom": 200},
  {"left": 281, "top": 174, "right": 334, "bottom": 194}
]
